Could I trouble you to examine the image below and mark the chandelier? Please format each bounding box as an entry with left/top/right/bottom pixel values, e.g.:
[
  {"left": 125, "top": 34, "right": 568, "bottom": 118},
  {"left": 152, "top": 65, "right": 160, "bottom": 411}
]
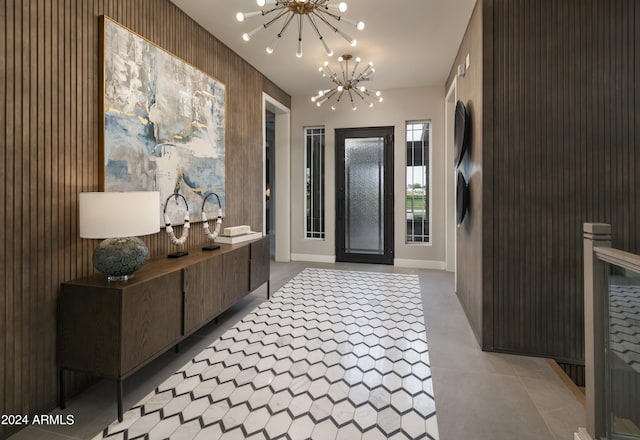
[
  {"left": 311, "top": 54, "right": 383, "bottom": 110},
  {"left": 236, "top": 0, "right": 365, "bottom": 58}
]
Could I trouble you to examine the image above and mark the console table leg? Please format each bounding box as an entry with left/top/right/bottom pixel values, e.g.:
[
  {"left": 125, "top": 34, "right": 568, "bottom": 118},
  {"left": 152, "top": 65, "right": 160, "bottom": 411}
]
[
  {"left": 116, "top": 379, "right": 123, "bottom": 422},
  {"left": 267, "top": 280, "right": 271, "bottom": 300},
  {"left": 59, "top": 369, "right": 66, "bottom": 409}
]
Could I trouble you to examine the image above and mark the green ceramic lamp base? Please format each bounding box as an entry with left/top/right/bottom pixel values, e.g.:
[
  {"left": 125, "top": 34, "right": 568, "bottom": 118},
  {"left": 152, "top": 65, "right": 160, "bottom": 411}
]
[{"left": 93, "top": 236, "right": 149, "bottom": 281}]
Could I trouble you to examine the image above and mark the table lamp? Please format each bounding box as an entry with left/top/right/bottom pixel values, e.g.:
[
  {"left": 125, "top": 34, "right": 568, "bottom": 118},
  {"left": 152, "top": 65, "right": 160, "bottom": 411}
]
[{"left": 79, "top": 191, "right": 160, "bottom": 281}]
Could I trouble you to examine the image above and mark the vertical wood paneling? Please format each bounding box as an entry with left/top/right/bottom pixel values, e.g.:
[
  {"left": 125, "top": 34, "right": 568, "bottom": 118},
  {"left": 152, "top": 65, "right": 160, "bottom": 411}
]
[
  {"left": 0, "top": 0, "right": 289, "bottom": 437},
  {"left": 0, "top": 0, "right": 6, "bottom": 422},
  {"left": 497, "top": 0, "right": 637, "bottom": 376},
  {"left": 448, "top": 0, "right": 639, "bottom": 385}
]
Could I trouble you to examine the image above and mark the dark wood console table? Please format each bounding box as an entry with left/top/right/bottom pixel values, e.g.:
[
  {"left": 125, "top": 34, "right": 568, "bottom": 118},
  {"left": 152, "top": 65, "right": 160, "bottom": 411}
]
[{"left": 57, "top": 236, "right": 269, "bottom": 422}]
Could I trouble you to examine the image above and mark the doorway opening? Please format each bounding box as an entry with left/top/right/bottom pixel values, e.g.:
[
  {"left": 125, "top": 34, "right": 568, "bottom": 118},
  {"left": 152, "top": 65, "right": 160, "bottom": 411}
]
[
  {"left": 335, "top": 126, "right": 394, "bottom": 265},
  {"left": 265, "top": 110, "right": 275, "bottom": 257},
  {"left": 262, "top": 93, "right": 291, "bottom": 262}
]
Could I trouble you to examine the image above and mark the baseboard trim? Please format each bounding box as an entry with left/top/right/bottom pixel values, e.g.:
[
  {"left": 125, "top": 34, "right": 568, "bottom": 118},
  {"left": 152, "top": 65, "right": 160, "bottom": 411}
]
[
  {"left": 289, "top": 255, "right": 446, "bottom": 269},
  {"left": 547, "top": 360, "right": 585, "bottom": 407},
  {"left": 393, "top": 259, "right": 446, "bottom": 270},
  {"left": 290, "top": 253, "right": 336, "bottom": 263},
  {"left": 574, "top": 427, "right": 593, "bottom": 440}
]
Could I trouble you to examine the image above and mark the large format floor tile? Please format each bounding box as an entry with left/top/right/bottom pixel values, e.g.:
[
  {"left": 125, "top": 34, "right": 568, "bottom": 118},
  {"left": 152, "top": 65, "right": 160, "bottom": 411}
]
[
  {"left": 8, "top": 261, "right": 585, "bottom": 440},
  {"left": 96, "top": 268, "right": 439, "bottom": 440}
]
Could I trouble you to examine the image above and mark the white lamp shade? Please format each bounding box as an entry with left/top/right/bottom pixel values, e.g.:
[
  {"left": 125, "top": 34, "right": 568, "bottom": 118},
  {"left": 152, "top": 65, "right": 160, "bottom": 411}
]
[{"left": 79, "top": 192, "right": 160, "bottom": 239}]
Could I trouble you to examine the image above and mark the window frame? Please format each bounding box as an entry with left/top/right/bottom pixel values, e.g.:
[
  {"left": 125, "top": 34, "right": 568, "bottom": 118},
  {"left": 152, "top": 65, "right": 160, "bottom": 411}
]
[
  {"left": 405, "top": 120, "right": 432, "bottom": 245},
  {"left": 304, "top": 126, "right": 325, "bottom": 240}
]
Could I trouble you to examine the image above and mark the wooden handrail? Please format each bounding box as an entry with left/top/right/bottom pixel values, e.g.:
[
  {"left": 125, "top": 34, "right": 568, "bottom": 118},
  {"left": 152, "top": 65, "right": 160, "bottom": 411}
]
[{"left": 594, "top": 246, "right": 640, "bottom": 273}]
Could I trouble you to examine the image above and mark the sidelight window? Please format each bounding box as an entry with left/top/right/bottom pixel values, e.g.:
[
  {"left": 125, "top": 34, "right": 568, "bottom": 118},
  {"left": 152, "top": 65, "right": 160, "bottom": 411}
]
[
  {"left": 305, "top": 126, "right": 325, "bottom": 239},
  {"left": 406, "top": 121, "right": 431, "bottom": 243}
]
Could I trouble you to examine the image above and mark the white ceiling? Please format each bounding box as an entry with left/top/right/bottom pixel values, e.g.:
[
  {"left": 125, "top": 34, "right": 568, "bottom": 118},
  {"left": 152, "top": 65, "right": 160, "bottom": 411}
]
[{"left": 170, "top": 0, "right": 477, "bottom": 98}]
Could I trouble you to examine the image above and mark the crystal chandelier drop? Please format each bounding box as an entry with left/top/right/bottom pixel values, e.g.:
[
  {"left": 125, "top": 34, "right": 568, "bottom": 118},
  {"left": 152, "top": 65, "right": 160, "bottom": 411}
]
[
  {"left": 311, "top": 54, "right": 383, "bottom": 111},
  {"left": 236, "top": 0, "right": 365, "bottom": 58}
]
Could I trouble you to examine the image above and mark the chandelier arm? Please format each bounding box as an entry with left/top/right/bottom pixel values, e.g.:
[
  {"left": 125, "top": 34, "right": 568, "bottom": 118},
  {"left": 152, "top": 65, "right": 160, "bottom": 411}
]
[
  {"left": 358, "top": 64, "right": 374, "bottom": 78},
  {"left": 312, "top": 12, "right": 356, "bottom": 46},
  {"left": 327, "top": 70, "right": 341, "bottom": 86},
  {"left": 298, "top": 13, "right": 304, "bottom": 39},
  {"left": 350, "top": 59, "right": 360, "bottom": 83},
  {"left": 324, "top": 88, "right": 339, "bottom": 100},
  {"left": 308, "top": 14, "right": 324, "bottom": 39},
  {"left": 324, "top": 62, "right": 337, "bottom": 77},
  {"left": 314, "top": 8, "right": 341, "bottom": 22},
  {"left": 339, "top": 58, "right": 348, "bottom": 83},
  {"left": 263, "top": 8, "right": 291, "bottom": 29},
  {"left": 308, "top": 12, "right": 334, "bottom": 56},
  {"left": 345, "top": 58, "right": 352, "bottom": 84},
  {"left": 351, "top": 87, "right": 368, "bottom": 101},
  {"left": 262, "top": 5, "right": 287, "bottom": 17},
  {"left": 359, "top": 88, "right": 373, "bottom": 98},
  {"left": 335, "top": 89, "right": 345, "bottom": 102},
  {"left": 275, "top": 11, "right": 297, "bottom": 37},
  {"left": 296, "top": 14, "right": 304, "bottom": 57},
  {"left": 311, "top": 10, "right": 341, "bottom": 33}
]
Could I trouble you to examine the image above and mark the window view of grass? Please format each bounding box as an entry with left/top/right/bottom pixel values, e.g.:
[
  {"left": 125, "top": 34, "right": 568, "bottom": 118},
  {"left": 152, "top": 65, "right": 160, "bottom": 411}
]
[{"left": 407, "top": 193, "right": 428, "bottom": 219}]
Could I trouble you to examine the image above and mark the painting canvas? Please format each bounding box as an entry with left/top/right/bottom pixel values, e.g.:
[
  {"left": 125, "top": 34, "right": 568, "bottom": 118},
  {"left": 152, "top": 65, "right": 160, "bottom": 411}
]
[{"left": 102, "top": 16, "right": 225, "bottom": 225}]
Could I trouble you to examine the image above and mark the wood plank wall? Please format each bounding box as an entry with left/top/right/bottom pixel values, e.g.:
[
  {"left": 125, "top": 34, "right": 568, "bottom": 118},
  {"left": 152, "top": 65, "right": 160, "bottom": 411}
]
[
  {"left": 490, "top": 0, "right": 639, "bottom": 377},
  {"left": 0, "top": 1, "right": 290, "bottom": 437},
  {"left": 449, "top": 0, "right": 639, "bottom": 386}
]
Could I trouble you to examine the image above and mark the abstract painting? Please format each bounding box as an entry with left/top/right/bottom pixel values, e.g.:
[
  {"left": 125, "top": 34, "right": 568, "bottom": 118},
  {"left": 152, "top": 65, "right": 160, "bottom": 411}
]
[{"left": 102, "top": 16, "right": 225, "bottom": 224}]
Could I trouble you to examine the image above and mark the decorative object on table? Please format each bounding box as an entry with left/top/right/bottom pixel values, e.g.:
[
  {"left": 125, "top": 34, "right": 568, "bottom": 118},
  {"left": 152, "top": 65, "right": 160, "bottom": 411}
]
[
  {"left": 456, "top": 171, "right": 470, "bottom": 226},
  {"left": 79, "top": 191, "right": 160, "bottom": 282},
  {"left": 101, "top": 16, "right": 226, "bottom": 224},
  {"left": 224, "top": 225, "right": 252, "bottom": 237},
  {"left": 163, "top": 192, "right": 190, "bottom": 258},
  {"left": 215, "top": 230, "right": 264, "bottom": 245},
  {"left": 201, "top": 192, "right": 223, "bottom": 251},
  {"left": 454, "top": 99, "right": 470, "bottom": 168},
  {"left": 235, "top": 0, "right": 364, "bottom": 58},
  {"left": 312, "top": 54, "right": 383, "bottom": 111}
]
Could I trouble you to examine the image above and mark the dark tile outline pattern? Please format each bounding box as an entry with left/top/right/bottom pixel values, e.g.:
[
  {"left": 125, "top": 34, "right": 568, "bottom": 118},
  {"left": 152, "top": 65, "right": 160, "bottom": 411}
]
[{"left": 96, "top": 268, "right": 439, "bottom": 440}]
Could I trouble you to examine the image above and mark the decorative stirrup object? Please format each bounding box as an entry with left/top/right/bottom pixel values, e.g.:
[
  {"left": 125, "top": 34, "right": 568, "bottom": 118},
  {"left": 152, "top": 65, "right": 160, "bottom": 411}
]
[
  {"left": 201, "top": 192, "right": 223, "bottom": 241},
  {"left": 163, "top": 192, "right": 190, "bottom": 246}
]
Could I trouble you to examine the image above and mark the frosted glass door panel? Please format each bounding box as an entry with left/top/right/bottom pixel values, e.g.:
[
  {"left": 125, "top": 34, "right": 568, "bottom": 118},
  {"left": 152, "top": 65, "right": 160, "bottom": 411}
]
[{"left": 345, "top": 137, "right": 384, "bottom": 255}]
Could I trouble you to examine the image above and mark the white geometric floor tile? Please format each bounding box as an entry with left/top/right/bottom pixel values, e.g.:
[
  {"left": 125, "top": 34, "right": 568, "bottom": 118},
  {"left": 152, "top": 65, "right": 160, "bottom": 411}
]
[{"left": 95, "top": 268, "right": 439, "bottom": 440}]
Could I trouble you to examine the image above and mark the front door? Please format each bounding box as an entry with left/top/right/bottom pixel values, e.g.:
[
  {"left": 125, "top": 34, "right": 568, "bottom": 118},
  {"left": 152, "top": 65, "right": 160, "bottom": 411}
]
[{"left": 335, "top": 127, "right": 394, "bottom": 264}]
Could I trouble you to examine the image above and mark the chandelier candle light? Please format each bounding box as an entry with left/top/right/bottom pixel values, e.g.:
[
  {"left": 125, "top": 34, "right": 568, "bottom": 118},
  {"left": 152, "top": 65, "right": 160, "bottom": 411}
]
[
  {"left": 312, "top": 54, "right": 383, "bottom": 110},
  {"left": 236, "top": 0, "right": 364, "bottom": 58}
]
